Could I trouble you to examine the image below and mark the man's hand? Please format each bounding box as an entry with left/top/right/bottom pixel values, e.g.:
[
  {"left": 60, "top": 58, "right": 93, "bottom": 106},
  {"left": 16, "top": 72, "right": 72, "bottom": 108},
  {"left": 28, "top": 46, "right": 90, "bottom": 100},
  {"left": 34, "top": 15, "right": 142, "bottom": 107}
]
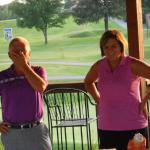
[
  {"left": 9, "top": 50, "right": 28, "bottom": 72},
  {"left": 0, "top": 122, "right": 9, "bottom": 134}
]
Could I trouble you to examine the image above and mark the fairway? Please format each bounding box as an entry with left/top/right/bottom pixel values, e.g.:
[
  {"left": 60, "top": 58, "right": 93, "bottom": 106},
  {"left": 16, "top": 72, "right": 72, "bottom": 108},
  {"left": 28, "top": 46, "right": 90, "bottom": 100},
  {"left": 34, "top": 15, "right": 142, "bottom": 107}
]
[
  {"left": 1, "top": 18, "right": 150, "bottom": 84},
  {"left": 0, "top": 17, "right": 129, "bottom": 83},
  {"left": 0, "top": 17, "right": 150, "bottom": 150}
]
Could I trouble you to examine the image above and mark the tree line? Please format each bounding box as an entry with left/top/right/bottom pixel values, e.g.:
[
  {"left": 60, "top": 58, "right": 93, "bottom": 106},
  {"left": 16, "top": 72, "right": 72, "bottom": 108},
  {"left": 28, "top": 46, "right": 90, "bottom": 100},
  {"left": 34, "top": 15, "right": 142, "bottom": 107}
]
[{"left": 0, "top": 0, "right": 150, "bottom": 44}]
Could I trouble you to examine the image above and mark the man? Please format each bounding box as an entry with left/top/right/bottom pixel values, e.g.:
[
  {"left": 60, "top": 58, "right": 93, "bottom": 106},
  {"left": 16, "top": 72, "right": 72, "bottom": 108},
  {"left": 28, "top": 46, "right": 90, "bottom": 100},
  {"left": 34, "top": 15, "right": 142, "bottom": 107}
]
[{"left": 0, "top": 37, "right": 51, "bottom": 150}]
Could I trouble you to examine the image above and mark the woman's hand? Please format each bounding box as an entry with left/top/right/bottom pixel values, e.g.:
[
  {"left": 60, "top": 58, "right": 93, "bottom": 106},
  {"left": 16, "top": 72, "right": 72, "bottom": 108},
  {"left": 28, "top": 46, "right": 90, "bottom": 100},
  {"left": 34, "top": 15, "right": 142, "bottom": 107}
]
[{"left": 139, "top": 101, "right": 148, "bottom": 119}]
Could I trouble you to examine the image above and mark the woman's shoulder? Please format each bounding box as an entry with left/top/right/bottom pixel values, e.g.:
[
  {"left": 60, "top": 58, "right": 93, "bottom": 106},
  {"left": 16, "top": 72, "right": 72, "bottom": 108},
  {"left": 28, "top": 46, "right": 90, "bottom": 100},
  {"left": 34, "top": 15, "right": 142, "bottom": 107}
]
[
  {"left": 92, "top": 58, "right": 105, "bottom": 67},
  {"left": 96, "top": 57, "right": 106, "bottom": 64},
  {"left": 89, "top": 58, "right": 106, "bottom": 73},
  {"left": 125, "top": 56, "right": 145, "bottom": 75},
  {"left": 126, "top": 55, "right": 138, "bottom": 61},
  {"left": 123, "top": 56, "right": 138, "bottom": 66},
  {"left": 126, "top": 56, "right": 142, "bottom": 67},
  {"left": 96, "top": 57, "right": 108, "bottom": 68}
]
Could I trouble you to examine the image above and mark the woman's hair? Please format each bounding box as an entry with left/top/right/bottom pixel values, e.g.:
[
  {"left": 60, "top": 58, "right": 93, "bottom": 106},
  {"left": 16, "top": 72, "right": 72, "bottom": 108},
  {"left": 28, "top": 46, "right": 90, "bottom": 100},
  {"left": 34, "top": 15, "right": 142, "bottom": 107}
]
[
  {"left": 100, "top": 29, "right": 128, "bottom": 57},
  {"left": 9, "top": 37, "right": 31, "bottom": 52}
]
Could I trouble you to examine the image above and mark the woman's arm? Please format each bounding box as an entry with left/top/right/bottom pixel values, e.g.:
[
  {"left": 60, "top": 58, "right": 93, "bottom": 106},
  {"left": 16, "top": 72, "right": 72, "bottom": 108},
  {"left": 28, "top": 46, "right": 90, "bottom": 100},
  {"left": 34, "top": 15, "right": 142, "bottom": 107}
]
[
  {"left": 131, "top": 57, "right": 150, "bottom": 117},
  {"left": 84, "top": 61, "right": 100, "bottom": 104},
  {"left": 131, "top": 57, "right": 150, "bottom": 79},
  {"left": 139, "top": 92, "right": 150, "bottom": 118}
]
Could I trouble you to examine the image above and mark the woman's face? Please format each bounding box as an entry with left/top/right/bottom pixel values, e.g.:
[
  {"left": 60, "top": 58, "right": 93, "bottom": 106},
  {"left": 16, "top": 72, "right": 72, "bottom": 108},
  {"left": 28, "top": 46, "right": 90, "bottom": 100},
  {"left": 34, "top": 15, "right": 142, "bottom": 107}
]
[{"left": 103, "top": 38, "right": 122, "bottom": 61}]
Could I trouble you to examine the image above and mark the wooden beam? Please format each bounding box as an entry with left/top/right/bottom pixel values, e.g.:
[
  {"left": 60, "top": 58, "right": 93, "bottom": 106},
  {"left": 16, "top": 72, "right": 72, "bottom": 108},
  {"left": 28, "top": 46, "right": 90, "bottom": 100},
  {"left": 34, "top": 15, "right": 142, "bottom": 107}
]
[
  {"left": 126, "top": 0, "right": 144, "bottom": 59},
  {"left": 126, "top": 0, "right": 146, "bottom": 97}
]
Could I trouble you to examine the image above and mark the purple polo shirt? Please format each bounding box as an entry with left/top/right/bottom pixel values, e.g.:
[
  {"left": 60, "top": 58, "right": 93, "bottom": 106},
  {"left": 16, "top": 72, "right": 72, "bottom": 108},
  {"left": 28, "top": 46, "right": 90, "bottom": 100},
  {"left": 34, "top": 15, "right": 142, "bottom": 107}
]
[{"left": 0, "top": 65, "right": 48, "bottom": 124}]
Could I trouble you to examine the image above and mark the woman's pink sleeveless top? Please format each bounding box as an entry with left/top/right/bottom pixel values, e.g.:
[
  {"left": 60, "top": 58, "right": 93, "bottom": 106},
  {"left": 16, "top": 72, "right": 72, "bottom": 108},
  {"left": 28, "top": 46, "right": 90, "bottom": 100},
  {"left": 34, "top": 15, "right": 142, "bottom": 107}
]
[{"left": 97, "top": 56, "right": 147, "bottom": 130}]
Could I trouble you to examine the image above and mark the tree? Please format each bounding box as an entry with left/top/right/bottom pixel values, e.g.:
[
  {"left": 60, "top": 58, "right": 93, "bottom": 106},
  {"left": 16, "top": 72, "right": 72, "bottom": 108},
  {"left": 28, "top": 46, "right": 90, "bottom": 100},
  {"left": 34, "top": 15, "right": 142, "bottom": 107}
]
[
  {"left": 0, "top": 4, "right": 16, "bottom": 20},
  {"left": 142, "top": 0, "right": 150, "bottom": 23},
  {"left": 64, "top": 0, "right": 76, "bottom": 10},
  {"left": 72, "top": 0, "right": 126, "bottom": 31},
  {"left": 142, "top": 0, "right": 150, "bottom": 9},
  {"left": 10, "top": 0, "right": 68, "bottom": 44}
]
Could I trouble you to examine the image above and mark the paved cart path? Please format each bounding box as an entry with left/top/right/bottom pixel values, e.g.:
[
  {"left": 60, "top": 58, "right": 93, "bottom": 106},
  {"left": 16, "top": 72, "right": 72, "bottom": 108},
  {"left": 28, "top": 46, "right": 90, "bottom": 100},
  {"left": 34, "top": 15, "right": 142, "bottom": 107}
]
[{"left": 0, "top": 61, "right": 91, "bottom": 81}]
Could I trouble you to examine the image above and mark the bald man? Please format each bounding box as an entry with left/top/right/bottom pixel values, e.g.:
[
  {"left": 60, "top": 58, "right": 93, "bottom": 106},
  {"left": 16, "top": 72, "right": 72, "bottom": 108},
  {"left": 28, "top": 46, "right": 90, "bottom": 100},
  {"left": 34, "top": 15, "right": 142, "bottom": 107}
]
[{"left": 0, "top": 37, "right": 51, "bottom": 150}]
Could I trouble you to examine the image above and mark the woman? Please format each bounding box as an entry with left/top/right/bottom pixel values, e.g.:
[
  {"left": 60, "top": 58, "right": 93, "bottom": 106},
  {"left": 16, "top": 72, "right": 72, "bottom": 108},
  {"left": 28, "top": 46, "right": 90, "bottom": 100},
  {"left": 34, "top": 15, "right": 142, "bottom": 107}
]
[{"left": 84, "top": 29, "right": 150, "bottom": 150}]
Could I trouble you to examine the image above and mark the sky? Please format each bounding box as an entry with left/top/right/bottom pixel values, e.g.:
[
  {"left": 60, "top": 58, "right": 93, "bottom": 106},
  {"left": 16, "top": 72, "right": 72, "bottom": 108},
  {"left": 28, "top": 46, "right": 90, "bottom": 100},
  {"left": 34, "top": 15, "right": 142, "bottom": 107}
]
[{"left": 0, "top": 0, "right": 14, "bottom": 6}]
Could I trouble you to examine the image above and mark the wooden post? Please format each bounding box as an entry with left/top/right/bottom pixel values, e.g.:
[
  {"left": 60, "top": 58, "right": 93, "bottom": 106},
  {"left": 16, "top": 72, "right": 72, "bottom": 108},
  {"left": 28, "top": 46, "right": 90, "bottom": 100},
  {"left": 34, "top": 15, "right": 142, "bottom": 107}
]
[
  {"left": 126, "top": 0, "right": 150, "bottom": 147},
  {"left": 126, "top": 0, "right": 146, "bottom": 98}
]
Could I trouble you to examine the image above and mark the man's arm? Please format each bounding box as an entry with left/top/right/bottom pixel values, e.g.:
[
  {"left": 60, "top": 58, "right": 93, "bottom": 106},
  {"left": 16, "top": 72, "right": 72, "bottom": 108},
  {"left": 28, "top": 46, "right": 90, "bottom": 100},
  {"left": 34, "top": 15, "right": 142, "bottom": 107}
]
[
  {"left": 9, "top": 50, "right": 47, "bottom": 93},
  {"left": 22, "top": 65, "right": 47, "bottom": 93}
]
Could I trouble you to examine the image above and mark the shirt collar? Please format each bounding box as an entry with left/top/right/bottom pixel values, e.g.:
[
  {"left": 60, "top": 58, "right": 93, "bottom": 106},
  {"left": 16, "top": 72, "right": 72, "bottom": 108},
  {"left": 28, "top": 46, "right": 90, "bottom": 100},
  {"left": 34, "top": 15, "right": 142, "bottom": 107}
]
[
  {"left": 119, "top": 56, "right": 126, "bottom": 66},
  {"left": 7, "top": 62, "right": 31, "bottom": 76},
  {"left": 7, "top": 64, "right": 16, "bottom": 76},
  {"left": 104, "top": 56, "right": 126, "bottom": 72}
]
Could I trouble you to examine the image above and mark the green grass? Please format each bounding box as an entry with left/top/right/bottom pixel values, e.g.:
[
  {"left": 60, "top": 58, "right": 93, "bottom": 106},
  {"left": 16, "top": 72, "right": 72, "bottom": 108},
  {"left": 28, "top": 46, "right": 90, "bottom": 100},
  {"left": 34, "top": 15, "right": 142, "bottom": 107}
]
[
  {"left": 0, "top": 17, "right": 150, "bottom": 149},
  {"left": 143, "top": 31, "right": 150, "bottom": 63},
  {"left": 1, "top": 18, "right": 150, "bottom": 83},
  {"left": 0, "top": 17, "right": 128, "bottom": 83},
  {"left": 52, "top": 143, "right": 98, "bottom": 150}
]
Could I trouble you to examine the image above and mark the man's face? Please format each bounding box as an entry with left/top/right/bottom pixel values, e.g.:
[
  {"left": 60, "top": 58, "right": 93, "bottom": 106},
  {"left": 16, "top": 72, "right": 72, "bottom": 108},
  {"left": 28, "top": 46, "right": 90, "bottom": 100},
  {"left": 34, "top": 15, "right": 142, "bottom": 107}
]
[{"left": 8, "top": 40, "right": 30, "bottom": 60}]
